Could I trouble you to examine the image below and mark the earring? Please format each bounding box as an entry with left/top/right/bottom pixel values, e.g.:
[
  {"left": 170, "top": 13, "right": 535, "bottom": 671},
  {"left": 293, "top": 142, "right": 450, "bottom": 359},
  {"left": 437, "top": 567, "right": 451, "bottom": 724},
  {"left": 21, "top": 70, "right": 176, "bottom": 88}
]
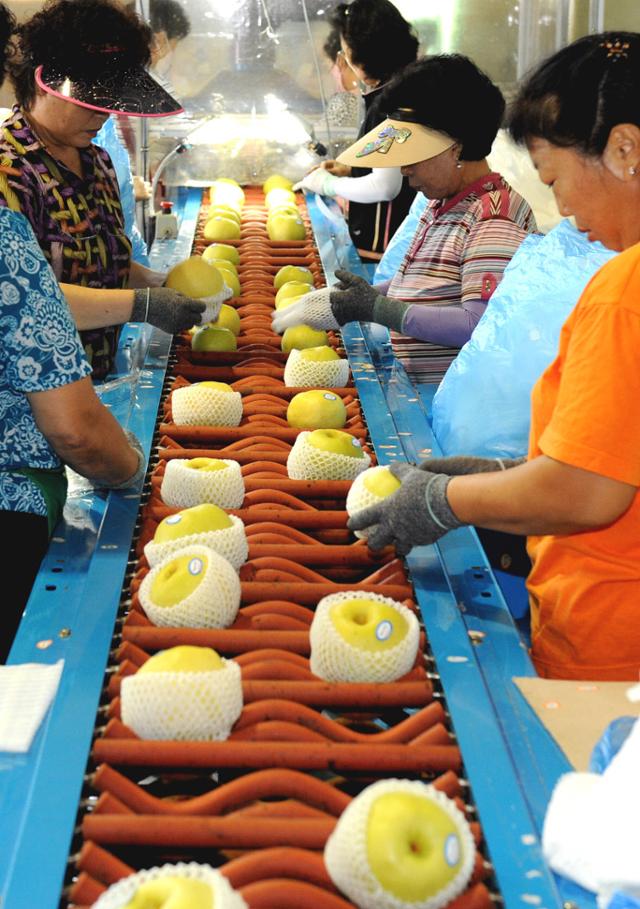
[
  {"left": 629, "top": 166, "right": 637, "bottom": 176},
  {"left": 456, "top": 160, "right": 463, "bottom": 170}
]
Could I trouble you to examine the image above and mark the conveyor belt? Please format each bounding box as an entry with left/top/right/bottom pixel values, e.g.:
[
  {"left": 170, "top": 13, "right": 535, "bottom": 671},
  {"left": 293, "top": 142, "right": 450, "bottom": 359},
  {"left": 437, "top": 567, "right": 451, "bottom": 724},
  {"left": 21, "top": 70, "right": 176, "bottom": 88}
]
[{"left": 0, "top": 187, "right": 593, "bottom": 909}]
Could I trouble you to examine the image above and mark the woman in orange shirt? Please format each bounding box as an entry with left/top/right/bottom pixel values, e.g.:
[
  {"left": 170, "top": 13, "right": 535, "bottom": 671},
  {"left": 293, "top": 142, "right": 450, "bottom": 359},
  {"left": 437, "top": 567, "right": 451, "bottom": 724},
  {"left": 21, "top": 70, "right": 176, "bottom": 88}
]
[{"left": 349, "top": 31, "right": 640, "bottom": 682}]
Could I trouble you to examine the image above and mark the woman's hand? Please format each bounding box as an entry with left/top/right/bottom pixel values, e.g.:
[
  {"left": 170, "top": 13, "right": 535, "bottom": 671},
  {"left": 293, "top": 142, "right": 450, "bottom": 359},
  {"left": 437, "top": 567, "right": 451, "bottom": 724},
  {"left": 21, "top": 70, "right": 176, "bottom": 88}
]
[
  {"left": 347, "top": 462, "right": 463, "bottom": 555},
  {"left": 322, "top": 160, "right": 351, "bottom": 177}
]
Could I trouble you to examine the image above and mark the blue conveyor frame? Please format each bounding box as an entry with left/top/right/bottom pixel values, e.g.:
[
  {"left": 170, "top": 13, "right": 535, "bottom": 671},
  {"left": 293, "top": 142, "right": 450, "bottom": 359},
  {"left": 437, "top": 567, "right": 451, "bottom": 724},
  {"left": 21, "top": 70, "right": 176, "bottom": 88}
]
[{"left": 0, "top": 187, "right": 593, "bottom": 909}]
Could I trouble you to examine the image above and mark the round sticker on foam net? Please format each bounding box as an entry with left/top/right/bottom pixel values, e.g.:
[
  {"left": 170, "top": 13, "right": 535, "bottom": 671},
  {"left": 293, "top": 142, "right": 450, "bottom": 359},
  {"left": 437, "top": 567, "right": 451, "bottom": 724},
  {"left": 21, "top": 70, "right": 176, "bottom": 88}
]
[
  {"left": 324, "top": 779, "right": 475, "bottom": 909},
  {"left": 287, "top": 432, "right": 371, "bottom": 481},
  {"left": 92, "top": 862, "right": 248, "bottom": 909},
  {"left": 139, "top": 544, "right": 241, "bottom": 628},
  {"left": 144, "top": 514, "right": 248, "bottom": 570},
  {"left": 309, "top": 591, "right": 420, "bottom": 683},
  {"left": 121, "top": 657, "right": 243, "bottom": 741},
  {"left": 172, "top": 384, "right": 243, "bottom": 427},
  {"left": 161, "top": 458, "right": 245, "bottom": 509},
  {"left": 284, "top": 348, "right": 350, "bottom": 388}
]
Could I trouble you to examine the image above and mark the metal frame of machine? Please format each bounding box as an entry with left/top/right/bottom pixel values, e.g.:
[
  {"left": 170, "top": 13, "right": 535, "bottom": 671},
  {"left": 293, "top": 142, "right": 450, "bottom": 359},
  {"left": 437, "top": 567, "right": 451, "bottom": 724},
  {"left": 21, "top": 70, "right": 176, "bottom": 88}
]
[{"left": 0, "top": 188, "right": 592, "bottom": 909}]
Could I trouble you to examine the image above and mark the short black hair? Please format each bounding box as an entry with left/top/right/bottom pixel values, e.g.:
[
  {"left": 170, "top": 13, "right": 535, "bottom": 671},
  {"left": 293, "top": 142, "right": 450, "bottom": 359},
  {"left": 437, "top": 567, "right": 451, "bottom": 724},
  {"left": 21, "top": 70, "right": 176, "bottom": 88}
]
[
  {"left": 330, "top": 0, "right": 418, "bottom": 85},
  {"left": 150, "top": 0, "right": 190, "bottom": 42},
  {"left": 9, "top": 0, "right": 152, "bottom": 110},
  {"left": 508, "top": 31, "right": 640, "bottom": 155},
  {"left": 0, "top": 2, "right": 15, "bottom": 90},
  {"left": 381, "top": 54, "right": 505, "bottom": 160}
]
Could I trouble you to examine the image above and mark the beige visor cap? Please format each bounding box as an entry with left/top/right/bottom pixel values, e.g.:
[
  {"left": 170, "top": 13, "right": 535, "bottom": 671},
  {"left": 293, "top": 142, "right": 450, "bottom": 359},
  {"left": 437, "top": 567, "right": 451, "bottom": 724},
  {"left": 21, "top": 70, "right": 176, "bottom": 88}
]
[{"left": 337, "top": 117, "right": 456, "bottom": 168}]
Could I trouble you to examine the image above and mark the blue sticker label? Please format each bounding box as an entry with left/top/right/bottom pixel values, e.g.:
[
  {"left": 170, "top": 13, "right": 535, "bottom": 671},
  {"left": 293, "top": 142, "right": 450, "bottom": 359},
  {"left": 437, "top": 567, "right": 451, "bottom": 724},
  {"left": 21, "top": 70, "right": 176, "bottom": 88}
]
[
  {"left": 188, "top": 558, "right": 204, "bottom": 576},
  {"left": 323, "top": 393, "right": 337, "bottom": 401},
  {"left": 444, "top": 833, "right": 460, "bottom": 866},
  {"left": 375, "top": 620, "right": 393, "bottom": 642},
  {"left": 351, "top": 437, "right": 362, "bottom": 448},
  {"left": 165, "top": 514, "right": 182, "bottom": 525}
]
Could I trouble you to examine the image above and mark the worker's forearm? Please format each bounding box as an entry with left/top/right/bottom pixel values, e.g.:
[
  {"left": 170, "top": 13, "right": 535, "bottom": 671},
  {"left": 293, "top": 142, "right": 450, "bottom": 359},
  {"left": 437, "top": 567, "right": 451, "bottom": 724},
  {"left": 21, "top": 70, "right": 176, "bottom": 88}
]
[
  {"left": 51, "top": 404, "right": 139, "bottom": 485},
  {"left": 62, "top": 284, "right": 135, "bottom": 330},
  {"left": 447, "top": 456, "right": 637, "bottom": 535}
]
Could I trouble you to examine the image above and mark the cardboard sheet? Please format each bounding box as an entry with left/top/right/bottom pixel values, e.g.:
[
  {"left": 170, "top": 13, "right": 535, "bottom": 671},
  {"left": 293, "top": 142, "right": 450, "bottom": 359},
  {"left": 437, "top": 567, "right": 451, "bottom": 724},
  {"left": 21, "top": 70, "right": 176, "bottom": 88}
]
[{"left": 513, "top": 677, "right": 640, "bottom": 771}]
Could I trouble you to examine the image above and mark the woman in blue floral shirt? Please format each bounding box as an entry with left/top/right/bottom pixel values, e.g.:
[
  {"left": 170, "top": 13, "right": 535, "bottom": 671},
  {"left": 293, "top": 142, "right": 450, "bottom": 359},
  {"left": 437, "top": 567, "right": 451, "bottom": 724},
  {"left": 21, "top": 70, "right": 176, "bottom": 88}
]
[{"left": 0, "top": 5, "right": 144, "bottom": 661}]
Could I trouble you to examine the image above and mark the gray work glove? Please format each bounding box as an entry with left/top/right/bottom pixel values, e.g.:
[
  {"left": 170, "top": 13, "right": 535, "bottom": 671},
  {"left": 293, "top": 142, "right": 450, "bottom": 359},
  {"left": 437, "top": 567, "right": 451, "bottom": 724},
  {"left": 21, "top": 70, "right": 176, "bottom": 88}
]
[
  {"left": 330, "top": 270, "right": 408, "bottom": 331},
  {"left": 417, "top": 455, "right": 527, "bottom": 475},
  {"left": 347, "top": 461, "right": 464, "bottom": 556},
  {"left": 132, "top": 288, "right": 208, "bottom": 335}
]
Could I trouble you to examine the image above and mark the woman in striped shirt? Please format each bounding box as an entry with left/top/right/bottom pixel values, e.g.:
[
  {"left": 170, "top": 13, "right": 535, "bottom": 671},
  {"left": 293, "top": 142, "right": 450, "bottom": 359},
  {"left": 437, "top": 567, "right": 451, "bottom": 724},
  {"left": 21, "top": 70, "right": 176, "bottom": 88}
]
[{"left": 278, "top": 55, "right": 538, "bottom": 382}]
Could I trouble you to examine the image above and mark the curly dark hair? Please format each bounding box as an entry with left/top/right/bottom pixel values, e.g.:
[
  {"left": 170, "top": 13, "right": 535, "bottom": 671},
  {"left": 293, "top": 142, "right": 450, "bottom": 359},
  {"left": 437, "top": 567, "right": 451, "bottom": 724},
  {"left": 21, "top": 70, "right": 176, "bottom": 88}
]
[
  {"left": 150, "top": 0, "right": 190, "bottom": 42},
  {"left": 381, "top": 54, "right": 505, "bottom": 160},
  {"left": 508, "top": 31, "right": 640, "bottom": 155},
  {"left": 8, "top": 0, "right": 153, "bottom": 110},
  {"left": 329, "top": 0, "right": 418, "bottom": 85},
  {"left": 0, "top": 2, "right": 16, "bottom": 90}
]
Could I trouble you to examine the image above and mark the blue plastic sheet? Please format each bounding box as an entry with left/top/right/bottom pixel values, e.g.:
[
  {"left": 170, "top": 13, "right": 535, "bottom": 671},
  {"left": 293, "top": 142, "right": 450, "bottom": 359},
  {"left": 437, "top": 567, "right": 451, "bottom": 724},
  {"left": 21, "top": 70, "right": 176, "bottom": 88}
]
[
  {"left": 432, "top": 219, "right": 615, "bottom": 458},
  {"left": 589, "top": 716, "right": 637, "bottom": 774},
  {"left": 373, "top": 192, "right": 427, "bottom": 285},
  {"left": 607, "top": 891, "right": 640, "bottom": 909},
  {"left": 94, "top": 118, "right": 150, "bottom": 266}
]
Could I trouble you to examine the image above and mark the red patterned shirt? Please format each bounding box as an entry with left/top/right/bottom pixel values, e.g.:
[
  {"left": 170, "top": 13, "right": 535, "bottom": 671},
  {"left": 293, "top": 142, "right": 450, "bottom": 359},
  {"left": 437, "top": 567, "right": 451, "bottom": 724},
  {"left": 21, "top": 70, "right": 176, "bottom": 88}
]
[
  {"left": 387, "top": 173, "right": 537, "bottom": 382},
  {"left": 0, "top": 107, "right": 132, "bottom": 380}
]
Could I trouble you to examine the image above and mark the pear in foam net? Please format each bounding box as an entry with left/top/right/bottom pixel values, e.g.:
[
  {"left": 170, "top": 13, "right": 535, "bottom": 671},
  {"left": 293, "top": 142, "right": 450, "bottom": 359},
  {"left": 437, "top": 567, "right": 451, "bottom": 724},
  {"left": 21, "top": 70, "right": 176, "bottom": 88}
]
[
  {"left": 93, "top": 863, "right": 248, "bottom": 909},
  {"left": 284, "top": 346, "right": 350, "bottom": 388},
  {"left": 172, "top": 381, "right": 243, "bottom": 427},
  {"left": 144, "top": 503, "right": 248, "bottom": 570},
  {"left": 310, "top": 591, "right": 420, "bottom": 683},
  {"left": 324, "top": 778, "right": 475, "bottom": 909},
  {"left": 161, "top": 457, "right": 245, "bottom": 510},
  {"left": 121, "top": 645, "right": 243, "bottom": 741},
  {"left": 287, "top": 429, "right": 370, "bottom": 481},
  {"left": 138, "top": 544, "right": 241, "bottom": 629}
]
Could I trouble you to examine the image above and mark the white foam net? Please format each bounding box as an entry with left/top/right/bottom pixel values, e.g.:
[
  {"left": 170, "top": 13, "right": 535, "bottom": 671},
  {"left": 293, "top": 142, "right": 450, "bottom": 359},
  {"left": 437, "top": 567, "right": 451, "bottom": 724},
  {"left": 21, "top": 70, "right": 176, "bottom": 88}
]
[
  {"left": 172, "top": 385, "right": 243, "bottom": 427},
  {"left": 309, "top": 591, "right": 420, "bottom": 683},
  {"left": 273, "top": 287, "right": 339, "bottom": 332},
  {"left": 345, "top": 466, "right": 398, "bottom": 540},
  {"left": 121, "top": 657, "right": 243, "bottom": 741},
  {"left": 144, "top": 514, "right": 248, "bottom": 570},
  {"left": 92, "top": 862, "right": 248, "bottom": 909},
  {"left": 139, "top": 544, "right": 241, "bottom": 628},
  {"left": 287, "top": 432, "right": 371, "bottom": 481},
  {"left": 324, "top": 779, "right": 476, "bottom": 909},
  {"left": 161, "top": 459, "right": 245, "bottom": 509},
  {"left": 284, "top": 348, "right": 350, "bottom": 388}
]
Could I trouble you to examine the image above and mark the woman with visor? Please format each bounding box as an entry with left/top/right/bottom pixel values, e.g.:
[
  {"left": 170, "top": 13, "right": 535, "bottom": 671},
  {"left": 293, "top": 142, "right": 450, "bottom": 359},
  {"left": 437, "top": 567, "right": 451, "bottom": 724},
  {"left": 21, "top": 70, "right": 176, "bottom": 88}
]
[
  {"left": 277, "top": 55, "right": 537, "bottom": 382},
  {"left": 0, "top": 0, "right": 219, "bottom": 381}
]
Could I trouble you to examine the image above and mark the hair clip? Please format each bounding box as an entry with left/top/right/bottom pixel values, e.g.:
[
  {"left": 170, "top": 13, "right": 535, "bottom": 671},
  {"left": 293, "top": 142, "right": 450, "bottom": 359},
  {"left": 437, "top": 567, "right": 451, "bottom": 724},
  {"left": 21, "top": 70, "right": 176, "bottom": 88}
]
[
  {"left": 600, "top": 38, "right": 630, "bottom": 60},
  {"left": 356, "top": 125, "right": 412, "bottom": 158}
]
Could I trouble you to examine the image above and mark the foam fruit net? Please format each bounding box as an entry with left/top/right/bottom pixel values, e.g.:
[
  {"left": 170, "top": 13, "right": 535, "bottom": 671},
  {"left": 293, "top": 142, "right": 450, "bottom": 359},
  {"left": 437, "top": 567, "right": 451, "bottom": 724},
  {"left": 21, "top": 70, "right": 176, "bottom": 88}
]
[
  {"left": 324, "top": 778, "right": 476, "bottom": 909},
  {"left": 309, "top": 591, "right": 420, "bottom": 683},
  {"left": 287, "top": 432, "right": 371, "bottom": 481},
  {"left": 138, "top": 544, "right": 241, "bottom": 628},
  {"left": 284, "top": 348, "right": 350, "bottom": 388},
  {"left": 144, "top": 514, "right": 248, "bottom": 570},
  {"left": 92, "top": 862, "right": 248, "bottom": 909},
  {"left": 161, "top": 458, "right": 245, "bottom": 509},
  {"left": 346, "top": 465, "right": 394, "bottom": 540},
  {"left": 172, "top": 384, "right": 243, "bottom": 427},
  {"left": 121, "top": 657, "right": 243, "bottom": 741}
]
